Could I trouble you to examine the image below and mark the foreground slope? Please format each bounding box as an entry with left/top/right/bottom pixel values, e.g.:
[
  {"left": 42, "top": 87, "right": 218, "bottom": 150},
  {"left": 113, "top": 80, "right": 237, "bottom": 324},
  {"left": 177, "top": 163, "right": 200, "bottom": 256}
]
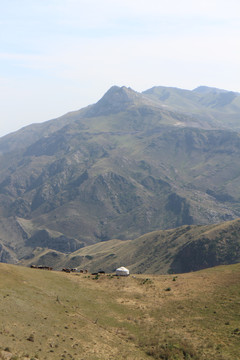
[{"left": 1, "top": 263, "right": 240, "bottom": 360}]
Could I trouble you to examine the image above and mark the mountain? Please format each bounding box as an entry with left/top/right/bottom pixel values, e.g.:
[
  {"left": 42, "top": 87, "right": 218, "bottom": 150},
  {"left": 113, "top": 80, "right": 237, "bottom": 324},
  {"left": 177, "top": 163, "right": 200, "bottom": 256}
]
[
  {"left": 85, "top": 85, "right": 160, "bottom": 116},
  {"left": 1, "top": 85, "right": 240, "bottom": 266},
  {"left": 143, "top": 85, "right": 240, "bottom": 129}
]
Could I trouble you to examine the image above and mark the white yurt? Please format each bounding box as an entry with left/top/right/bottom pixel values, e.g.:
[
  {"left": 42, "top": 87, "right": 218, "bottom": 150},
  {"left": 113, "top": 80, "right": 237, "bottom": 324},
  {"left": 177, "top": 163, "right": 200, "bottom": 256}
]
[{"left": 116, "top": 266, "right": 130, "bottom": 276}]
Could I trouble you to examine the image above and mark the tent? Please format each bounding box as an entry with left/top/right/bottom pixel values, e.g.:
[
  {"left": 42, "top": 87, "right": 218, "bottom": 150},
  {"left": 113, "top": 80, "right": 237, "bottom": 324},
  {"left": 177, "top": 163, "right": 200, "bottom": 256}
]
[{"left": 116, "top": 266, "right": 129, "bottom": 276}]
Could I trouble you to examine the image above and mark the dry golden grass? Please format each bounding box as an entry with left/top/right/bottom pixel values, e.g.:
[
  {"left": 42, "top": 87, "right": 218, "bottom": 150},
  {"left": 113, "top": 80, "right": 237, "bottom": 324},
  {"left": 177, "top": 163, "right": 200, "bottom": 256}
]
[{"left": 0, "top": 263, "right": 240, "bottom": 359}]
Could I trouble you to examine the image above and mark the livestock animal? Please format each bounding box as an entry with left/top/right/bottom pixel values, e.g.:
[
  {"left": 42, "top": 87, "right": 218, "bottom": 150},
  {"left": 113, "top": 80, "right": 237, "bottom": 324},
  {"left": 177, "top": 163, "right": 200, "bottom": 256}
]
[
  {"left": 30, "top": 265, "right": 52, "bottom": 270},
  {"left": 80, "top": 269, "right": 88, "bottom": 273}
]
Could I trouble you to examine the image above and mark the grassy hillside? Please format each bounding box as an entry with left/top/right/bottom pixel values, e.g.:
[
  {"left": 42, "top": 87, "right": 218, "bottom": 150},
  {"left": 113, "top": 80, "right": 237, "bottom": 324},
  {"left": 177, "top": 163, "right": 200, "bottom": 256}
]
[
  {"left": 19, "top": 218, "right": 240, "bottom": 276},
  {"left": 0, "top": 263, "right": 240, "bottom": 359}
]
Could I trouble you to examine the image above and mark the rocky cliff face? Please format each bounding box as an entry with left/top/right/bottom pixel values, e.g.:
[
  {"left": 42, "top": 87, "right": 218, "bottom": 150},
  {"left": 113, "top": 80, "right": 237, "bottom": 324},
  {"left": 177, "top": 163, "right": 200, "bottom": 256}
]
[{"left": 0, "top": 243, "right": 17, "bottom": 263}]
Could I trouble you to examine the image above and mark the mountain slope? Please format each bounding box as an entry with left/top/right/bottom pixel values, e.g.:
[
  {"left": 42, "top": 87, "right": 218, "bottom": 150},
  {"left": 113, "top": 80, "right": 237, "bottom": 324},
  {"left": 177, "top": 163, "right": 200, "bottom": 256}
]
[
  {"left": 143, "top": 85, "right": 240, "bottom": 130},
  {"left": 1, "top": 262, "right": 240, "bottom": 359},
  {"left": 1, "top": 85, "right": 240, "bottom": 263},
  {"left": 19, "top": 218, "right": 240, "bottom": 275}
]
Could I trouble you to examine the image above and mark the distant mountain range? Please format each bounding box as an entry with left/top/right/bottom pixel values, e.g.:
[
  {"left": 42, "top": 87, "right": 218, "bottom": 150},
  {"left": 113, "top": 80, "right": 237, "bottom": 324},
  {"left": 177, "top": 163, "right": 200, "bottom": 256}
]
[{"left": 1, "top": 84, "right": 240, "bottom": 271}]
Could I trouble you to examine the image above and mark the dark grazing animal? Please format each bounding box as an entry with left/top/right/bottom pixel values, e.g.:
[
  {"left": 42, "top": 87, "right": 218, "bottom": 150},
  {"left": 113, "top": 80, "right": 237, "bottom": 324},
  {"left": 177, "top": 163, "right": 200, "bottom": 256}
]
[{"left": 31, "top": 265, "right": 52, "bottom": 270}]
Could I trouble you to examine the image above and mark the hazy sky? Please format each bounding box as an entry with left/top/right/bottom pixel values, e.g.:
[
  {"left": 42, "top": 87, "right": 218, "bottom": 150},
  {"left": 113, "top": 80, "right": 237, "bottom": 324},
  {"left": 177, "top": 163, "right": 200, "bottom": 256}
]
[{"left": 1, "top": 0, "right": 240, "bottom": 137}]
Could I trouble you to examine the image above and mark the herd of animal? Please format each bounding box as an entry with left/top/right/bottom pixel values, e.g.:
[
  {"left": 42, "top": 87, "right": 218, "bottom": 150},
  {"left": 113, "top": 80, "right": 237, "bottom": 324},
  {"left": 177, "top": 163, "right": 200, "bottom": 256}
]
[
  {"left": 61, "top": 268, "right": 88, "bottom": 273},
  {"left": 30, "top": 265, "right": 106, "bottom": 275},
  {"left": 30, "top": 265, "right": 53, "bottom": 270}
]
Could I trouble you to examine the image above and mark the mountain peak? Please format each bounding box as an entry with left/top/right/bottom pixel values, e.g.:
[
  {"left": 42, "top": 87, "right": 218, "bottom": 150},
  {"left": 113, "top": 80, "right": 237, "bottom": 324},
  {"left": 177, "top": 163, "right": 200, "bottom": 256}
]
[
  {"left": 85, "top": 86, "right": 145, "bottom": 116},
  {"left": 104, "top": 86, "right": 140, "bottom": 101}
]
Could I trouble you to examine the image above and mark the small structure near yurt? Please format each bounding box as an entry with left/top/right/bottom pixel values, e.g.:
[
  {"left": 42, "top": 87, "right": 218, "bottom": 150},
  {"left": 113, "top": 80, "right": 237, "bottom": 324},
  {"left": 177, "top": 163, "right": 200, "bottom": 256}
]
[{"left": 116, "top": 266, "right": 129, "bottom": 276}]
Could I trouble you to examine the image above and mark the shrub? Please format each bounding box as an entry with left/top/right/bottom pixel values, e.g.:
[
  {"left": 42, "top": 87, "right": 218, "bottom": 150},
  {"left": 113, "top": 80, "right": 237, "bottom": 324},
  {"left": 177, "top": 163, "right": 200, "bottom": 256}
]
[
  {"left": 139, "top": 331, "right": 199, "bottom": 360},
  {"left": 142, "top": 278, "right": 152, "bottom": 285},
  {"left": 145, "top": 341, "right": 199, "bottom": 359}
]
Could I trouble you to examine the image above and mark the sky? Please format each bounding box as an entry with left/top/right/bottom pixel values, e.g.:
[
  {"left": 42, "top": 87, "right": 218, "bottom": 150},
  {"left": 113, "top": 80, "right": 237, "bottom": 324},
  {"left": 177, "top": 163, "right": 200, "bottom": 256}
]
[{"left": 1, "top": 0, "right": 240, "bottom": 137}]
